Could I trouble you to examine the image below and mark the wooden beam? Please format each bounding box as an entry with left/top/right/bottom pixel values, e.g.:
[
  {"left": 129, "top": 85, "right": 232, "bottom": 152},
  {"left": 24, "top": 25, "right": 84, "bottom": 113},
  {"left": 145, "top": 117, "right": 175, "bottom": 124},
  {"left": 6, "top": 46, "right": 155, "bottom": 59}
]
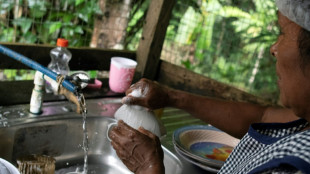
[
  {"left": 0, "top": 43, "right": 136, "bottom": 70},
  {"left": 157, "top": 61, "right": 274, "bottom": 106},
  {"left": 135, "top": 0, "right": 176, "bottom": 80}
]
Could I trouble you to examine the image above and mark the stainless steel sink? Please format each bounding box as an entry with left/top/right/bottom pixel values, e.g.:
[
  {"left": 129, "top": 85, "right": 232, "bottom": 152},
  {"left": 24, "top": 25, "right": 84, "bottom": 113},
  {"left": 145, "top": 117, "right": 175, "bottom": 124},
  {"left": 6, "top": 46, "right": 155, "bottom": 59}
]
[{"left": 0, "top": 98, "right": 183, "bottom": 174}]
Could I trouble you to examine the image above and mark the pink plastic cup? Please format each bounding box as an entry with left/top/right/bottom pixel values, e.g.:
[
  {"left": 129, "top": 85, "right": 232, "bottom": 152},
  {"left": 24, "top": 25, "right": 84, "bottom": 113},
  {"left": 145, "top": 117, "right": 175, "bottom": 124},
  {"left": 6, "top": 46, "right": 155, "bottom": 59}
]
[{"left": 109, "top": 57, "right": 137, "bottom": 93}]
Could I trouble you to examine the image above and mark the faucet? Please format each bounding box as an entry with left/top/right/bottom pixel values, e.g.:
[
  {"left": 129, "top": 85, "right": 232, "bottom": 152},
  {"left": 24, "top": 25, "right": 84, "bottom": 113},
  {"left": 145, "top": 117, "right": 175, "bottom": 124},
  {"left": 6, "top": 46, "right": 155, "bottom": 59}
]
[
  {"left": 30, "top": 71, "right": 84, "bottom": 115},
  {"left": 0, "top": 44, "right": 84, "bottom": 115}
]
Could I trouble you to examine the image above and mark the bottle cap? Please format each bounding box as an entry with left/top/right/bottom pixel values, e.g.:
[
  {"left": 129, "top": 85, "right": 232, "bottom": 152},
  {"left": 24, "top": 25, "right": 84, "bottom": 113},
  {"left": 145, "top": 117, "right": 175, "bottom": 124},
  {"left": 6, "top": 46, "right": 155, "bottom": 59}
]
[{"left": 56, "top": 38, "right": 69, "bottom": 47}]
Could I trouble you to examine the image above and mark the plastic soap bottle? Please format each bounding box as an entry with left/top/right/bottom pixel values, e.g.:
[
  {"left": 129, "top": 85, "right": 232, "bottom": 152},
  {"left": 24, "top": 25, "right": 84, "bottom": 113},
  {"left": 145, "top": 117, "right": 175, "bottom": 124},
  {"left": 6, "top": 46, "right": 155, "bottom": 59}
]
[{"left": 46, "top": 38, "right": 72, "bottom": 93}]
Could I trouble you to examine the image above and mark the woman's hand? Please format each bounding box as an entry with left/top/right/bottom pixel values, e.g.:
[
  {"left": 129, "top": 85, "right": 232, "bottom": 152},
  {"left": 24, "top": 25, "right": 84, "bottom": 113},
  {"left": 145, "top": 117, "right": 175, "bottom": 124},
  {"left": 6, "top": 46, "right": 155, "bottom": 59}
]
[
  {"left": 122, "top": 78, "right": 172, "bottom": 110},
  {"left": 109, "top": 120, "right": 165, "bottom": 174}
]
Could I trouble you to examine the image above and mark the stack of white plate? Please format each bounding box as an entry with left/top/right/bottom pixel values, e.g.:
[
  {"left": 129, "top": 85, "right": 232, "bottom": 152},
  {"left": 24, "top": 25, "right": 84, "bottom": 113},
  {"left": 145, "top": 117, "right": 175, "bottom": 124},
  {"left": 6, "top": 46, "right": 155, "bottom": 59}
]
[{"left": 173, "top": 125, "right": 240, "bottom": 173}]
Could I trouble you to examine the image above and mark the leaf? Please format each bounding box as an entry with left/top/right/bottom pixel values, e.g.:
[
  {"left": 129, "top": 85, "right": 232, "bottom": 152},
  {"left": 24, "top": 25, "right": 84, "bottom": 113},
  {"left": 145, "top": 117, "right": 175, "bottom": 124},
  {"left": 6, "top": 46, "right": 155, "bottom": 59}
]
[
  {"left": 75, "top": 0, "right": 85, "bottom": 6},
  {"left": 27, "top": 0, "right": 48, "bottom": 18},
  {"left": 181, "top": 60, "right": 192, "bottom": 69},
  {"left": 60, "top": 0, "right": 76, "bottom": 6},
  {"left": 0, "top": 28, "right": 15, "bottom": 42},
  {"left": 4, "top": 70, "right": 17, "bottom": 80},
  {"left": 49, "top": 22, "right": 62, "bottom": 34},
  {"left": 21, "top": 32, "right": 37, "bottom": 43},
  {"left": 12, "top": 18, "right": 33, "bottom": 34},
  {"left": 75, "top": 5, "right": 91, "bottom": 22},
  {"left": 74, "top": 26, "right": 84, "bottom": 34},
  {"left": 30, "top": 7, "right": 47, "bottom": 18},
  {"left": 219, "top": 6, "right": 252, "bottom": 20},
  {"left": 38, "top": 22, "right": 54, "bottom": 43},
  {"left": 175, "top": 7, "right": 200, "bottom": 44},
  {"left": 62, "top": 27, "right": 74, "bottom": 37},
  {"left": 63, "top": 14, "right": 74, "bottom": 23}
]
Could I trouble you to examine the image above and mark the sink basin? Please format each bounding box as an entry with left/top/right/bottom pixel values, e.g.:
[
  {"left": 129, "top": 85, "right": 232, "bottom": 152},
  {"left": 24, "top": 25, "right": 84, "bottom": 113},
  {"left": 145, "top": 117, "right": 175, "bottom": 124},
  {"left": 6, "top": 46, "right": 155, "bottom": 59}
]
[{"left": 0, "top": 99, "right": 183, "bottom": 174}]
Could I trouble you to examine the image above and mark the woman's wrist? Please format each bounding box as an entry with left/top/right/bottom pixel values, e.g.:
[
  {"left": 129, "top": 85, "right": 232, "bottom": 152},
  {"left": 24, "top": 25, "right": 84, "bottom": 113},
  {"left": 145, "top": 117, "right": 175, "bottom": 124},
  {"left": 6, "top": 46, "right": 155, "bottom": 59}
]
[
  {"left": 165, "top": 87, "right": 178, "bottom": 107},
  {"left": 166, "top": 87, "right": 188, "bottom": 109}
]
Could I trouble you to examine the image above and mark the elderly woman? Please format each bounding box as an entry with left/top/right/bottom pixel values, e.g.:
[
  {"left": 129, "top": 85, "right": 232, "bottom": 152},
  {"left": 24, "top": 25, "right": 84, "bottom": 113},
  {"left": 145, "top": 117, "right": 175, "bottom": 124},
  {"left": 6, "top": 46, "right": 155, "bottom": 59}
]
[{"left": 109, "top": 0, "right": 310, "bottom": 173}]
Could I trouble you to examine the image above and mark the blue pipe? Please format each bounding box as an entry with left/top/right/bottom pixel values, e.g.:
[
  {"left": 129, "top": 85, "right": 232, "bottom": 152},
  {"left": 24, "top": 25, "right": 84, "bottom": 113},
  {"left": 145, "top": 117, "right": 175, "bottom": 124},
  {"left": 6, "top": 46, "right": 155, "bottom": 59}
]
[{"left": 0, "top": 44, "right": 77, "bottom": 93}]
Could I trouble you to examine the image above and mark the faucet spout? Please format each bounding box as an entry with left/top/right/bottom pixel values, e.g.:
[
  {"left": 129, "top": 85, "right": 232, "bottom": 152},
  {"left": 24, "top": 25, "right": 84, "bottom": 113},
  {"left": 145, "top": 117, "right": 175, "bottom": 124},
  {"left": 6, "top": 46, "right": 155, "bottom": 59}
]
[{"left": 58, "top": 86, "right": 82, "bottom": 114}]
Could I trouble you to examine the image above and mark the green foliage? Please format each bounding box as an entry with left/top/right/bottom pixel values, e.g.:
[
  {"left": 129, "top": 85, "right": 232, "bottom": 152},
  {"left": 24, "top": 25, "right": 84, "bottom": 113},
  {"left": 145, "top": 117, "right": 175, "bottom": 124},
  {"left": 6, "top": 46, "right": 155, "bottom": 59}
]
[
  {"left": 2, "top": 69, "right": 35, "bottom": 80},
  {"left": 0, "top": 0, "right": 101, "bottom": 46},
  {"left": 125, "top": 0, "right": 150, "bottom": 50},
  {"left": 165, "top": 0, "right": 279, "bottom": 102}
]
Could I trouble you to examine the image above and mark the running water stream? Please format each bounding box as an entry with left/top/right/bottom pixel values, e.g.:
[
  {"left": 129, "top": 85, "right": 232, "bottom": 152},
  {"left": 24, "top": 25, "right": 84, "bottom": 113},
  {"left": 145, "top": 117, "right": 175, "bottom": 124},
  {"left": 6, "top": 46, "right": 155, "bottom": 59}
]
[
  {"left": 56, "top": 93, "right": 93, "bottom": 174},
  {"left": 78, "top": 93, "right": 89, "bottom": 174}
]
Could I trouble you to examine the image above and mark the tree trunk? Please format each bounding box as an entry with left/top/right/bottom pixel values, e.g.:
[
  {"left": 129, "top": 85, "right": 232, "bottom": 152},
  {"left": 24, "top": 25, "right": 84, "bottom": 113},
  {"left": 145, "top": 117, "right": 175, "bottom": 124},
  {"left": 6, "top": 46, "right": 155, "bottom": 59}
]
[{"left": 90, "top": 0, "right": 132, "bottom": 49}]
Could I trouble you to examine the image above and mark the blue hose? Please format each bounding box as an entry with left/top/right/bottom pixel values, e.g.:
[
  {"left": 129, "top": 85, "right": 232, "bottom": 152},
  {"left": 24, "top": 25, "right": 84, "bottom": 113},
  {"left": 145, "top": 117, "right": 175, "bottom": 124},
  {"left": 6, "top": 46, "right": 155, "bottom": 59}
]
[{"left": 0, "top": 44, "right": 77, "bottom": 93}]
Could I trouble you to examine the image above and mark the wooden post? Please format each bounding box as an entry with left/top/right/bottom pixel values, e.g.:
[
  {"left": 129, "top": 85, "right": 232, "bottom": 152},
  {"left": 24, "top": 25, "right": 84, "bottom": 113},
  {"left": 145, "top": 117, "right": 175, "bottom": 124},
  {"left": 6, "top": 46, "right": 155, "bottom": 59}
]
[{"left": 135, "top": 0, "right": 176, "bottom": 80}]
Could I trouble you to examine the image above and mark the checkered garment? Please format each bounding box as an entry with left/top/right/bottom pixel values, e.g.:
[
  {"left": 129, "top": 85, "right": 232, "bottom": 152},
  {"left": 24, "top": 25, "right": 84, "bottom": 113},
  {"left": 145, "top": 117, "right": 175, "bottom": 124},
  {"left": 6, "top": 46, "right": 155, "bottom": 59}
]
[{"left": 218, "top": 119, "right": 310, "bottom": 174}]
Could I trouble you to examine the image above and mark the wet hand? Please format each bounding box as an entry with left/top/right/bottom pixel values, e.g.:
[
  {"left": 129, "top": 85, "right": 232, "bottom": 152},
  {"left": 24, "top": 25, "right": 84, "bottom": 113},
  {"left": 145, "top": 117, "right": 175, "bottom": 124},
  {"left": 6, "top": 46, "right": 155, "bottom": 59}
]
[
  {"left": 109, "top": 120, "right": 164, "bottom": 174},
  {"left": 122, "top": 78, "right": 171, "bottom": 110}
]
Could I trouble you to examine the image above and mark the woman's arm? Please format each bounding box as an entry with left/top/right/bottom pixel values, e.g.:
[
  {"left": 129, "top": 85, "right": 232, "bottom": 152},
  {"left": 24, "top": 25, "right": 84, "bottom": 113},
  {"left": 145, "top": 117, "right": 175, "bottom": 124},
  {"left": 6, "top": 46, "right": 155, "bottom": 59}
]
[
  {"left": 167, "top": 89, "right": 267, "bottom": 138},
  {"left": 123, "top": 78, "right": 299, "bottom": 138}
]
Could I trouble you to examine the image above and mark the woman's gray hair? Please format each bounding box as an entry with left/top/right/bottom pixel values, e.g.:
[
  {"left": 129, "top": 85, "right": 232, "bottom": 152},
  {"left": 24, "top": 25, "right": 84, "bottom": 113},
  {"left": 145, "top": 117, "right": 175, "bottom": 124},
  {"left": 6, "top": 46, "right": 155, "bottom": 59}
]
[{"left": 275, "top": 0, "right": 310, "bottom": 32}]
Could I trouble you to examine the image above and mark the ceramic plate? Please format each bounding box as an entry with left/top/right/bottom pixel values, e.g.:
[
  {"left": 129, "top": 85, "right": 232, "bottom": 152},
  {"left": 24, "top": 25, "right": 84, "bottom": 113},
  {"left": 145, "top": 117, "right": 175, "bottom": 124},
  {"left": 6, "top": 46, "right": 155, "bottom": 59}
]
[
  {"left": 174, "top": 145, "right": 219, "bottom": 173},
  {"left": 173, "top": 125, "right": 240, "bottom": 168}
]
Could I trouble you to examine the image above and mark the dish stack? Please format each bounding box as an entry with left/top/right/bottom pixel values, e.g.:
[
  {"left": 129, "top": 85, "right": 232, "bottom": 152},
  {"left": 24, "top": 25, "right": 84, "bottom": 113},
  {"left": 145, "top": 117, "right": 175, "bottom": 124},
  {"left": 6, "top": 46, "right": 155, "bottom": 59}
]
[{"left": 173, "top": 125, "right": 240, "bottom": 173}]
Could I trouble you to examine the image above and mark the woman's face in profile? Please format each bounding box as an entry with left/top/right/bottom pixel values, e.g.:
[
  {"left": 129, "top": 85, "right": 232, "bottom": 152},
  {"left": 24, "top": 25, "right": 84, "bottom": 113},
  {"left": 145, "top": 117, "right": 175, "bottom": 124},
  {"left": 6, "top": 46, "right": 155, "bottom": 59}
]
[{"left": 270, "top": 12, "right": 310, "bottom": 117}]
